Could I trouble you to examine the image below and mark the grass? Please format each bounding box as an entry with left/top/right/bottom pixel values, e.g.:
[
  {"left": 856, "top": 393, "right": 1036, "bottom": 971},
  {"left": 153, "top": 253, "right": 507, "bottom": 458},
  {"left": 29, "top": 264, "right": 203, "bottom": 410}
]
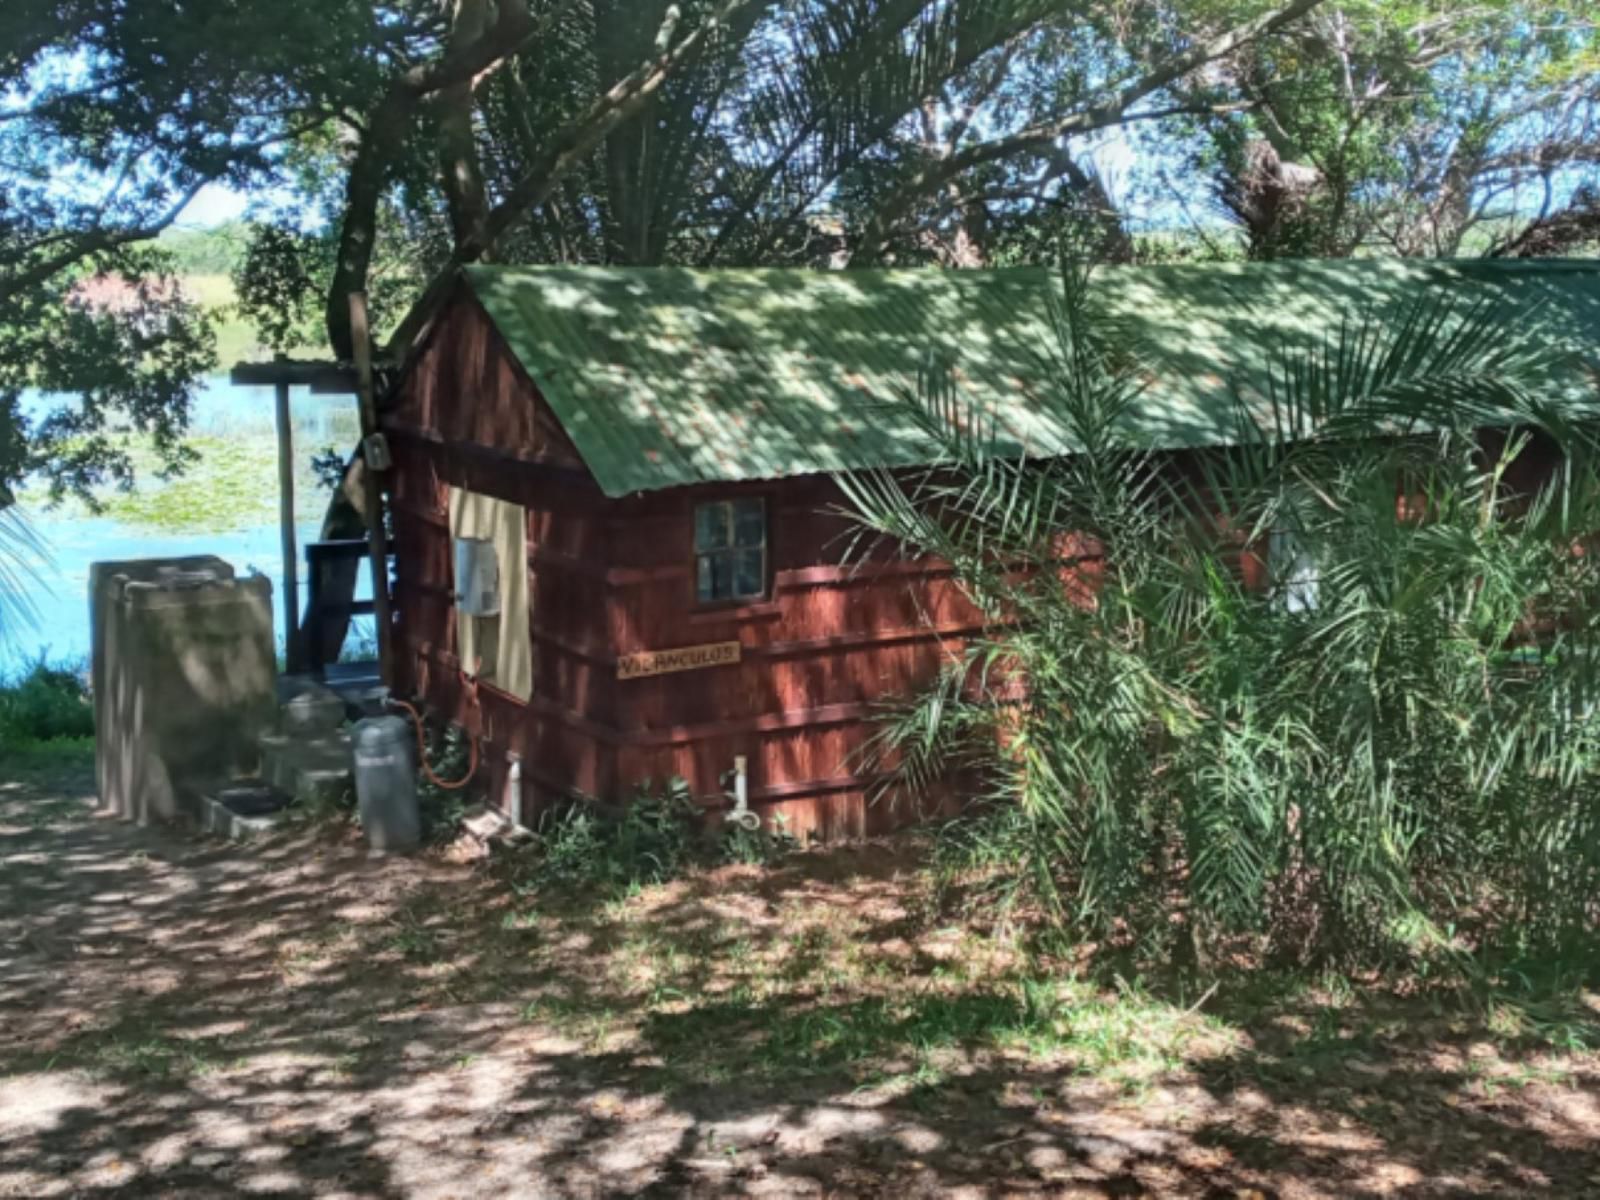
[
  {"left": 0, "top": 660, "right": 94, "bottom": 807},
  {"left": 471, "top": 853, "right": 1239, "bottom": 1096},
  {"left": 634, "top": 976, "right": 1221, "bottom": 1093},
  {"left": 348, "top": 841, "right": 1597, "bottom": 1126},
  {"left": 191, "top": 274, "right": 260, "bottom": 369},
  {"left": 86, "top": 1030, "right": 244, "bottom": 1080}
]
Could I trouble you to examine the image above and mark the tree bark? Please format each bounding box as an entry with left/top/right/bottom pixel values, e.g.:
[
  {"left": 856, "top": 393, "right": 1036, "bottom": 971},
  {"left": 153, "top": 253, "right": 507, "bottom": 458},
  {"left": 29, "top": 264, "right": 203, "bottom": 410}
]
[
  {"left": 437, "top": 0, "right": 495, "bottom": 250},
  {"left": 386, "top": 0, "right": 769, "bottom": 355},
  {"left": 324, "top": 0, "right": 537, "bottom": 357}
]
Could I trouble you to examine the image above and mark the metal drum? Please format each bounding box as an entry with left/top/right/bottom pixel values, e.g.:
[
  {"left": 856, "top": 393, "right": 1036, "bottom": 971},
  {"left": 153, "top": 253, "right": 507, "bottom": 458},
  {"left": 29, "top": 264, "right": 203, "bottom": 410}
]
[{"left": 352, "top": 715, "right": 420, "bottom": 851}]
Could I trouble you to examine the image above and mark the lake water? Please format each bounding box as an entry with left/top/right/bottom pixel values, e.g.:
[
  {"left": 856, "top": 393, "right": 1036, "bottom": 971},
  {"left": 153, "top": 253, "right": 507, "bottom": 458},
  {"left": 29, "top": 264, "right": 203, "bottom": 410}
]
[{"left": 4, "top": 376, "right": 365, "bottom": 674}]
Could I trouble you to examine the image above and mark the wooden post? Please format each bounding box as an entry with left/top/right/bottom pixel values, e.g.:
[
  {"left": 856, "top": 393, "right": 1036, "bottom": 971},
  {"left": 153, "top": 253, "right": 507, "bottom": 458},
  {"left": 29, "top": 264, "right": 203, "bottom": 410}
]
[
  {"left": 349, "top": 292, "right": 396, "bottom": 685},
  {"left": 272, "top": 353, "right": 302, "bottom": 673}
]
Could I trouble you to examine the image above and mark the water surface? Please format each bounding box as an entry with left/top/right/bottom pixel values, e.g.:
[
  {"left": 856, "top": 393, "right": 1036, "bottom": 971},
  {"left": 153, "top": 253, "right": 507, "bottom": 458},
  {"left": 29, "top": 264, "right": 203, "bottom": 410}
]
[{"left": 5, "top": 376, "right": 363, "bottom": 672}]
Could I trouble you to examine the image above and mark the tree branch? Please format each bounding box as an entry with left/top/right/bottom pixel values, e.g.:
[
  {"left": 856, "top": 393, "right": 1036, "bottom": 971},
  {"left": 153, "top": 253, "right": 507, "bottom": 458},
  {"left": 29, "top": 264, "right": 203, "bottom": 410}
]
[
  {"left": 324, "top": 0, "right": 573, "bottom": 356},
  {"left": 850, "top": 0, "right": 1323, "bottom": 264},
  {"left": 0, "top": 176, "right": 211, "bottom": 303},
  {"left": 698, "top": 0, "right": 1027, "bottom": 265},
  {"left": 385, "top": 0, "right": 770, "bottom": 354},
  {"left": 469, "top": 0, "right": 769, "bottom": 260},
  {"left": 436, "top": 0, "right": 495, "bottom": 249}
]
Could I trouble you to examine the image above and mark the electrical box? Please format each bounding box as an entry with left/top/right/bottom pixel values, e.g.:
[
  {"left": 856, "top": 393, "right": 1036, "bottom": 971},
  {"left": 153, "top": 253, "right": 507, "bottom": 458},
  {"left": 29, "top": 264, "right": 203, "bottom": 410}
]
[
  {"left": 362, "top": 432, "right": 392, "bottom": 472},
  {"left": 454, "top": 536, "right": 501, "bottom": 617}
]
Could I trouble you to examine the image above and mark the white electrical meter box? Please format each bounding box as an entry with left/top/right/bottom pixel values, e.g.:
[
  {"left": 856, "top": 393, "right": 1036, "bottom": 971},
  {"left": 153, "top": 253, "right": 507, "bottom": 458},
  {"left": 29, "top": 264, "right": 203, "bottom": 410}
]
[{"left": 454, "top": 536, "right": 501, "bottom": 617}]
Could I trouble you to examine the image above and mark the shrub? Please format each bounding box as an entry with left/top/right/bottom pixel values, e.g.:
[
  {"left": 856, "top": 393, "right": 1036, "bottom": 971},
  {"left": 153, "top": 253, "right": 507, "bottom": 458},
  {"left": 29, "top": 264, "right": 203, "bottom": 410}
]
[
  {"left": 840, "top": 264, "right": 1600, "bottom": 970},
  {"left": 523, "top": 777, "right": 792, "bottom": 889},
  {"left": 0, "top": 658, "right": 94, "bottom": 745},
  {"left": 415, "top": 719, "right": 474, "bottom": 842},
  {"left": 720, "top": 812, "right": 798, "bottom": 865}
]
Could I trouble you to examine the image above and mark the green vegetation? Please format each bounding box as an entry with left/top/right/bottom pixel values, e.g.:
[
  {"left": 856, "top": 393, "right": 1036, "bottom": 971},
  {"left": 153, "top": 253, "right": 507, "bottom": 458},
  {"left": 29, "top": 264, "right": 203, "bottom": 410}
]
[
  {"left": 17, "top": 424, "right": 347, "bottom": 534},
  {"left": 157, "top": 223, "right": 249, "bottom": 276},
  {"left": 2, "top": 745, "right": 1593, "bottom": 1193},
  {"left": 7, "top": 2, "right": 1594, "bottom": 655},
  {"left": 167, "top": 268, "right": 321, "bottom": 367},
  {"left": 181, "top": 274, "right": 260, "bottom": 367},
  {"left": 90, "top": 434, "right": 306, "bottom": 532},
  {"left": 0, "top": 658, "right": 95, "bottom": 781},
  {"left": 525, "top": 952, "right": 1226, "bottom": 1094},
  {"left": 518, "top": 778, "right": 794, "bottom": 889},
  {"left": 0, "top": 658, "right": 92, "bottom": 747},
  {"left": 463, "top": 842, "right": 1593, "bottom": 1103},
  {"left": 841, "top": 266, "right": 1600, "bottom": 976}
]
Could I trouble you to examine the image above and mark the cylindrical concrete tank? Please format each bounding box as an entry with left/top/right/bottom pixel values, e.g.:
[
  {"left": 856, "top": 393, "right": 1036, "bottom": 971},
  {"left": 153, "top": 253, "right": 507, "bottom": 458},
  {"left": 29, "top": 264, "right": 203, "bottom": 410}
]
[
  {"left": 352, "top": 716, "right": 420, "bottom": 852},
  {"left": 96, "top": 564, "right": 275, "bottom": 823}
]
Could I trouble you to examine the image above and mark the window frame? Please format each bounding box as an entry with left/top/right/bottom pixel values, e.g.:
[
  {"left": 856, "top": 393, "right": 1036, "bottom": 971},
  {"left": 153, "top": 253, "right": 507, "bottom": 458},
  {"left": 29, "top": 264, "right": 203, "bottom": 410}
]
[
  {"left": 691, "top": 494, "right": 771, "bottom": 608},
  {"left": 446, "top": 486, "right": 534, "bottom": 701}
]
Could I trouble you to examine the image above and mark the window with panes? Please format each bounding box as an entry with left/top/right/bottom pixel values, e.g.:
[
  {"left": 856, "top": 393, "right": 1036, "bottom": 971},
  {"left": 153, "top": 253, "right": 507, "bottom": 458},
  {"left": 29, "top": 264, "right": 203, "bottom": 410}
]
[{"left": 694, "top": 498, "right": 767, "bottom": 603}]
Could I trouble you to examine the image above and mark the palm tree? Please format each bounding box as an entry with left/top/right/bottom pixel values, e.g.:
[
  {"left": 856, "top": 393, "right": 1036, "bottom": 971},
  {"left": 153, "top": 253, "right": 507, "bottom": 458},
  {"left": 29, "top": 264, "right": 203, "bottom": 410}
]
[{"left": 837, "top": 264, "right": 1600, "bottom": 966}]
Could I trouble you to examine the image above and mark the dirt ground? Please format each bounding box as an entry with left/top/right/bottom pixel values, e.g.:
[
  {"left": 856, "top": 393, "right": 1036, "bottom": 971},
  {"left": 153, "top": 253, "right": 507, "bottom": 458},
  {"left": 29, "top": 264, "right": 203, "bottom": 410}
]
[{"left": 2, "top": 752, "right": 1599, "bottom": 1198}]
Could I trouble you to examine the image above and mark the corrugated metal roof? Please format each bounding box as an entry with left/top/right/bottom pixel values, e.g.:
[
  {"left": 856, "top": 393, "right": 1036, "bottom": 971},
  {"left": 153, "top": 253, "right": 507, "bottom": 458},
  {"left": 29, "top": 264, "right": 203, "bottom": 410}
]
[{"left": 464, "top": 259, "right": 1600, "bottom": 498}]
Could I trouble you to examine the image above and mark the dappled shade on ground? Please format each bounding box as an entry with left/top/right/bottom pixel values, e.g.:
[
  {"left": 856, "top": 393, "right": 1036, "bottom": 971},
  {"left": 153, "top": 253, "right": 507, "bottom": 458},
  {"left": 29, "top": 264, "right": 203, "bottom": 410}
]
[{"left": 1, "top": 751, "right": 1598, "bottom": 1197}]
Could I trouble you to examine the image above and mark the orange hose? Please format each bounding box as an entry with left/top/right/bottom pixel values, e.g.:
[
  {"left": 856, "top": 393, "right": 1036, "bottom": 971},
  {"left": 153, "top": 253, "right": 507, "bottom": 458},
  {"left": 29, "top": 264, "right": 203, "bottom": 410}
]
[{"left": 390, "top": 698, "right": 479, "bottom": 791}]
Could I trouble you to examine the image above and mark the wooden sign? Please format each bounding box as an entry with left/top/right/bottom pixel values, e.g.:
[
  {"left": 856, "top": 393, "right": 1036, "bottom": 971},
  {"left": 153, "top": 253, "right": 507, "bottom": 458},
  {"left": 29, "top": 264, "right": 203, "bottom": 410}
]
[{"left": 617, "top": 641, "right": 741, "bottom": 680}]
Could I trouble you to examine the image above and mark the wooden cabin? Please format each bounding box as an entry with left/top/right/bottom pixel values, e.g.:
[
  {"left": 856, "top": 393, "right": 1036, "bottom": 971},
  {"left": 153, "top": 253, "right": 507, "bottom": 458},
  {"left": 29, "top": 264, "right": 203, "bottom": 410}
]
[{"left": 381, "top": 258, "right": 1600, "bottom": 838}]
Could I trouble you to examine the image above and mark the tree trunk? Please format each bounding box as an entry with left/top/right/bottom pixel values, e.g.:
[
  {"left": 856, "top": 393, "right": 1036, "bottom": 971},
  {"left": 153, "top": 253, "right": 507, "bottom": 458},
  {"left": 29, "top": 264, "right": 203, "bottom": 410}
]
[
  {"left": 438, "top": 0, "right": 494, "bottom": 249},
  {"left": 322, "top": 0, "right": 536, "bottom": 356},
  {"left": 326, "top": 98, "right": 417, "bottom": 359}
]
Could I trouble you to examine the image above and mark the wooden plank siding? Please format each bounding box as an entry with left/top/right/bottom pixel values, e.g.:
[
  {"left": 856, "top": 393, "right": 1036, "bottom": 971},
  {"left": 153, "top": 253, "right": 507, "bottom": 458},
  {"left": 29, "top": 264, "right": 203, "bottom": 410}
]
[{"left": 383, "top": 292, "right": 983, "bottom": 837}]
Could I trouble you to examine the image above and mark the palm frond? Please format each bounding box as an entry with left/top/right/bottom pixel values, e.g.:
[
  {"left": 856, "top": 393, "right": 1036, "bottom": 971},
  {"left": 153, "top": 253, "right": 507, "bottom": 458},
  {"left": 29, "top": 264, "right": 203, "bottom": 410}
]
[
  {"left": 836, "top": 259, "right": 1600, "bottom": 966},
  {"left": 0, "top": 503, "right": 45, "bottom": 651}
]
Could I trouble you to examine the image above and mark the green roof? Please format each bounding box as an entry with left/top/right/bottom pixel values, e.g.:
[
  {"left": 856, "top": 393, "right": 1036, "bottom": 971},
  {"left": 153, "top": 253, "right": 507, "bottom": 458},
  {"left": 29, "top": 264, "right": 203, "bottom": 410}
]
[{"left": 463, "top": 259, "right": 1600, "bottom": 498}]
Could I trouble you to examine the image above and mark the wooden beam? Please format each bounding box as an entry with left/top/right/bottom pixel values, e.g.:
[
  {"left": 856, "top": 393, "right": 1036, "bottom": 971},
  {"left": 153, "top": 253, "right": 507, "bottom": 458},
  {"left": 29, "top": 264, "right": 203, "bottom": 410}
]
[
  {"left": 229, "top": 360, "right": 361, "bottom": 393},
  {"left": 349, "top": 293, "right": 397, "bottom": 686},
  {"left": 271, "top": 354, "right": 303, "bottom": 672}
]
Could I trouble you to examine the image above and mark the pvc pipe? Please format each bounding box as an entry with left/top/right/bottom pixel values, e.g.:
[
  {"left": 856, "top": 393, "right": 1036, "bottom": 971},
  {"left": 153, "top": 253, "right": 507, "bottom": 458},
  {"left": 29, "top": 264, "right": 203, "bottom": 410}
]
[
  {"left": 726, "top": 755, "right": 760, "bottom": 832},
  {"left": 508, "top": 755, "right": 523, "bottom": 830}
]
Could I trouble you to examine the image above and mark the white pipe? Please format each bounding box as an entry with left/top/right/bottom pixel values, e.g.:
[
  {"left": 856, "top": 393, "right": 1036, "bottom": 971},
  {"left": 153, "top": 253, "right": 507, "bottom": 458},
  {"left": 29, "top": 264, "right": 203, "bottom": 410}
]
[
  {"left": 725, "top": 755, "right": 760, "bottom": 832},
  {"left": 507, "top": 755, "right": 523, "bottom": 830}
]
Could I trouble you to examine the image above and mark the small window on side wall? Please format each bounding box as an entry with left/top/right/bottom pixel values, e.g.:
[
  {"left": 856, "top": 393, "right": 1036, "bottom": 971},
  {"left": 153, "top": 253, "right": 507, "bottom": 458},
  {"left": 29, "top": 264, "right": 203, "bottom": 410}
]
[
  {"left": 1268, "top": 529, "right": 1319, "bottom": 613},
  {"left": 695, "top": 498, "right": 767, "bottom": 603}
]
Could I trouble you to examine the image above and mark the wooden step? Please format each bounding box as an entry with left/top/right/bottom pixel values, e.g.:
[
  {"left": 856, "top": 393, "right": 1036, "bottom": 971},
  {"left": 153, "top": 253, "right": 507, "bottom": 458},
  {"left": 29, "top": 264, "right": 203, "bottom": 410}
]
[{"left": 259, "top": 729, "right": 353, "bottom": 804}]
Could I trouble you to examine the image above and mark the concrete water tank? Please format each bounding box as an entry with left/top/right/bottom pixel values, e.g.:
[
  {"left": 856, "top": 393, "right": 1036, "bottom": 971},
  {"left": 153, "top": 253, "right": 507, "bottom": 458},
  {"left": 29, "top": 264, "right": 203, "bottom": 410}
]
[
  {"left": 94, "top": 561, "right": 276, "bottom": 823},
  {"left": 90, "top": 555, "right": 235, "bottom": 803}
]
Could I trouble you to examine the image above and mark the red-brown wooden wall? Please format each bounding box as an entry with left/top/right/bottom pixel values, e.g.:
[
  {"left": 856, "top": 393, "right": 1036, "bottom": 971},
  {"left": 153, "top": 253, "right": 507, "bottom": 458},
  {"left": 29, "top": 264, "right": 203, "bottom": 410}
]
[{"left": 384, "top": 290, "right": 982, "bottom": 837}]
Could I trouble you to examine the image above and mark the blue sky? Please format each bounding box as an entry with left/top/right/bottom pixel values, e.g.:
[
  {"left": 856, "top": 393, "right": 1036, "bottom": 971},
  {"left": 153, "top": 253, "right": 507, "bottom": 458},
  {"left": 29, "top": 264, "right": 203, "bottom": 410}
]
[{"left": 178, "top": 184, "right": 253, "bottom": 228}]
